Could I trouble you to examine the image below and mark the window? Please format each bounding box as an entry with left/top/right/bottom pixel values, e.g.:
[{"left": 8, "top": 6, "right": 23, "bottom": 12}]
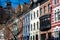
[
  {"left": 27, "top": 16, "right": 28, "bottom": 21},
  {"left": 31, "top": 14, "right": 32, "bottom": 20},
  {"left": 54, "top": 31, "right": 59, "bottom": 40},
  {"left": 41, "top": 34, "right": 46, "bottom": 40},
  {"left": 28, "top": 25, "right": 29, "bottom": 32},
  {"left": 44, "top": 6, "right": 46, "bottom": 14},
  {"left": 37, "top": 10, "right": 38, "bottom": 17},
  {"left": 55, "top": 13, "right": 58, "bottom": 21},
  {"left": 40, "top": 8, "right": 42, "bottom": 16},
  {"left": 14, "top": 23, "right": 18, "bottom": 31},
  {"left": 26, "top": 26, "right": 27, "bottom": 32},
  {"left": 37, "top": 22, "right": 39, "bottom": 29},
  {"left": 36, "top": 35, "right": 38, "bottom": 40},
  {"left": 48, "top": 32, "right": 52, "bottom": 40},
  {"left": 34, "top": 23, "right": 35, "bottom": 30},
  {"left": 31, "top": 36, "right": 32, "bottom": 40},
  {"left": 33, "top": 36, "right": 34, "bottom": 40},
  {"left": 28, "top": 16, "right": 29, "bottom": 21},
  {"left": 54, "top": 0, "right": 58, "bottom": 5},
  {"left": 13, "top": 22, "right": 18, "bottom": 35},
  {"left": 34, "top": 12, "right": 35, "bottom": 18},
  {"left": 25, "top": 18, "right": 26, "bottom": 23},
  {"left": 55, "top": 12, "right": 60, "bottom": 21},
  {"left": 48, "top": 4, "right": 50, "bottom": 12},
  {"left": 31, "top": 24, "right": 32, "bottom": 31},
  {"left": 26, "top": 17, "right": 27, "bottom": 22}
]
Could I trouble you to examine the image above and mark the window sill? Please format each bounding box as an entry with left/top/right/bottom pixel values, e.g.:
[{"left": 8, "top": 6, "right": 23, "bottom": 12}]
[{"left": 54, "top": 20, "right": 60, "bottom": 23}]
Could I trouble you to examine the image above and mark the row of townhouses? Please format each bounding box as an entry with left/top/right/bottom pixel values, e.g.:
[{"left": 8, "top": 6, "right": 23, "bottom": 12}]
[
  {"left": 23, "top": 0, "right": 60, "bottom": 40},
  {"left": 0, "top": 0, "right": 60, "bottom": 40}
]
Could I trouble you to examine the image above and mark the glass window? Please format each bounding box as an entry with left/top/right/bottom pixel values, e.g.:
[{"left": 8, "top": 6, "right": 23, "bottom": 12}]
[
  {"left": 34, "top": 23, "right": 35, "bottom": 30},
  {"left": 54, "top": 31, "right": 59, "bottom": 40},
  {"left": 44, "top": 6, "right": 46, "bottom": 14},
  {"left": 13, "top": 22, "right": 18, "bottom": 35},
  {"left": 37, "top": 22, "right": 39, "bottom": 29},
  {"left": 31, "top": 36, "right": 32, "bottom": 40},
  {"left": 31, "top": 14, "right": 32, "bottom": 20},
  {"left": 55, "top": 12, "right": 60, "bottom": 21},
  {"left": 26, "top": 17, "right": 27, "bottom": 22},
  {"left": 26, "top": 26, "right": 27, "bottom": 32},
  {"left": 41, "top": 34, "right": 46, "bottom": 40},
  {"left": 28, "top": 25, "right": 29, "bottom": 32},
  {"left": 34, "top": 12, "right": 35, "bottom": 18},
  {"left": 40, "top": 8, "right": 42, "bottom": 16},
  {"left": 14, "top": 23, "right": 18, "bottom": 31},
  {"left": 33, "top": 36, "right": 34, "bottom": 40},
  {"left": 37, "top": 10, "right": 38, "bottom": 17},
  {"left": 48, "top": 4, "right": 50, "bottom": 12},
  {"left": 54, "top": 0, "right": 58, "bottom": 5},
  {"left": 31, "top": 24, "right": 32, "bottom": 31},
  {"left": 36, "top": 35, "right": 38, "bottom": 40},
  {"left": 48, "top": 32, "right": 52, "bottom": 40}
]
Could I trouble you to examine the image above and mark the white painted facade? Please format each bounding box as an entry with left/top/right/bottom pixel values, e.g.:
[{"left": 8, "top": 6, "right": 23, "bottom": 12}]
[{"left": 30, "top": 6, "right": 40, "bottom": 40}]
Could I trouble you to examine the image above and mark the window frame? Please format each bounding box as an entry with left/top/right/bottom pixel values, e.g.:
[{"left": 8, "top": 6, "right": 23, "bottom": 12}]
[
  {"left": 34, "top": 23, "right": 35, "bottom": 30},
  {"left": 37, "top": 10, "right": 38, "bottom": 17},
  {"left": 44, "top": 6, "right": 46, "bottom": 14},
  {"left": 34, "top": 12, "right": 35, "bottom": 18},
  {"left": 54, "top": 0, "right": 58, "bottom": 5},
  {"left": 48, "top": 3, "right": 50, "bottom": 12},
  {"left": 54, "top": 11, "right": 60, "bottom": 22},
  {"left": 31, "top": 24, "right": 32, "bottom": 31},
  {"left": 37, "top": 22, "right": 39, "bottom": 29},
  {"left": 40, "top": 8, "right": 42, "bottom": 16},
  {"left": 31, "top": 14, "right": 32, "bottom": 20}
]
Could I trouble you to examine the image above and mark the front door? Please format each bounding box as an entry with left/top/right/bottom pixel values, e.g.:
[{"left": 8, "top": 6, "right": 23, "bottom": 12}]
[{"left": 41, "top": 34, "right": 46, "bottom": 40}]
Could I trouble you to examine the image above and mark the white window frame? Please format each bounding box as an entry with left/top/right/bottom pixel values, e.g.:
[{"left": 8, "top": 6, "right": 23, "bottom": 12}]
[
  {"left": 54, "top": 10, "right": 60, "bottom": 22},
  {"left": 53, "top": 0, "right": 58, "bottom": 5}
]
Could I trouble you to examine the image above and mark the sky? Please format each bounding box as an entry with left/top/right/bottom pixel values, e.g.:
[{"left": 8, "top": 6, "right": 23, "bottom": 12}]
[{"left": 1, "top": 0, "right": 30, "bottom": 8}]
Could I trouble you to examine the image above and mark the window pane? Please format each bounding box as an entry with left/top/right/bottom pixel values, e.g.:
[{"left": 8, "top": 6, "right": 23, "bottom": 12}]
[
  {"left": 31, "top": 36, "right": 32, "bottom": 40},
  {"left": 55, "top": 13, "right": 58, "bottom": 21},
  {"left": 40, "top": 8, "right": 42, "bottom": 16},
  {"left": 48, "top": 32, "right": 51, "bottom": 40},
  {"left": 33, "top": 36, "right": 34, "bottom": 40},
  {"left": 58, "top": 12, "right": 60, "bottom": 20},
  {"left": 54, "top": 31, "right": 59, "bottom": 38},
  {"left": 59, "top": 31, "right": 60, "bottom": 40},
  {"left": 44, "top": 6, "right": 46, "bottom": 14},
  {"left": 48, "top": 4, "right": 50, "bottom": 12},
  {"left": 34, "top": 23, "right": 35, "bottom": 30},
  {"left": 31, "top": 14, "right": 32, "bottom": 20},
  {"left": 34, "top": 12, "right": 35, "bottom": 18},
  {"left": 37, "top": 10, "right": 38, "bottom": 17},
  {"left": 37, "top": 22, "right": 38, "bottom": 29},
  {"left": 36, "top": 34, "right": 38, "bottom": 40},
  {"left": 41, "top": 34, "right": 46, "bottom": 40},
  {"left": 31, "top": 24, "right": 32, "bottom": 31},
  {"left": 54, "top": 0, "right": 57, "bottom": 5}
]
